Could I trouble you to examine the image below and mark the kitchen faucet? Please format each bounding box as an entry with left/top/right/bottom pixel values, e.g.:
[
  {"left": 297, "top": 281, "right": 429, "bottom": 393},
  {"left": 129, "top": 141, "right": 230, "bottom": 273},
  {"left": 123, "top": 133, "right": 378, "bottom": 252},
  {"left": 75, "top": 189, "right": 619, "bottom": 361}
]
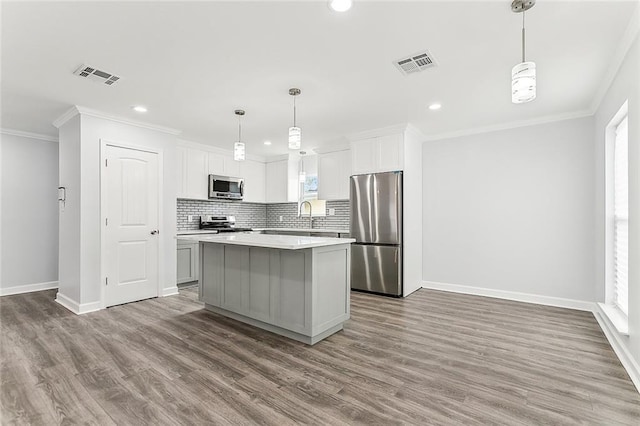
[{"left": 299, "top": 200, "right": 313, "bottom": 229}]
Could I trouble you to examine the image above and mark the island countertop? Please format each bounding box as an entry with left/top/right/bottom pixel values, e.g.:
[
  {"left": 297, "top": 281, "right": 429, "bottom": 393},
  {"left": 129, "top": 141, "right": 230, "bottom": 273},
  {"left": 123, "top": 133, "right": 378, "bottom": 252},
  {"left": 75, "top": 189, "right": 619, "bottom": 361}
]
[
  {"left": 176, "top": 228, "right": 350, "bottom": 236},
  {"left": 176, "top": 233, "right": 355, "bottom": 250}
]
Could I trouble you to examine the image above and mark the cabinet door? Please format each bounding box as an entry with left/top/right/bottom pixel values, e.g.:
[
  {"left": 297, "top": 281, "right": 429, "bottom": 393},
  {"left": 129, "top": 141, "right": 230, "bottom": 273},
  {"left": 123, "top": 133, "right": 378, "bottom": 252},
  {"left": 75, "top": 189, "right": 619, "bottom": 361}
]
[
  {"left": 248, "top": 247, "right": 272, "bottom": 322},
  {"left": 241, "top": 160, "right": 266, "bottom": 203},
  {"left": 221, "top": 246, "right": 250, "bottom": 314},
  {"left": 209, "top": 153, "right": 241, "bottom": 177},
  {"left": 177, "top": 242, "right": 199, "bottom": 284},
  {"left": 377, "top": 133, "right": 404, "bottom": 172},
  {"left": 208, "top": 153, "right": 225, "bottom": 176},
  {"left": 318, "top": 150, "right": 351, "bottom": 200},
  {"left": 200, "top": 243, "right": 224, "bottom": 306},
  {"left": 351, "top": 138, "right": 377, "bottom": 175},
  {"left": 266, "top": 160, "right": 288, "bottom": 203},
  {"left": 186, "top": 149, "right": 208, "bottom": 199},
  {"left": 273, "top": 250, "right": 309, "bottom": 333},
  {"left": 224, "top": 156, "right": 241, "bottom": 177},
  {"left": 176, "top": 146, "right": 187, "bottom": 198}
]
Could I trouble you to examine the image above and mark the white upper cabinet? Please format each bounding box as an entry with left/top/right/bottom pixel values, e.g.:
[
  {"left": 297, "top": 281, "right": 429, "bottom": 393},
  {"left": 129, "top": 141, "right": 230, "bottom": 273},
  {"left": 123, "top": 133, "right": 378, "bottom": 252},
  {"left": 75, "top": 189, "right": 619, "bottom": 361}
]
[
  {"left": 266, "top": 158, "right": 300, "bottom": 203},
  {"left": 376, "top": 133, "right": 404, "bottom": 172},
  {"left": 351, "top": 137, "right": 377, "bottom": 175},
  {"left": 208, "top": 153, "right": 241, "bottom": 178},
  {"left": 176, "top": 143, "right": 266, "bottom": 201},
  {"left": 351, "top": 133, "right": 404, "bottom": 175},
  {"left": 240, "top": 160, "right": 266, "bottom": 203},
  {"left": 266, "top": 160, "right": 289, "bottom": 203},
  {"left": 183, "top": 148, "right": 209, "bottom": 200},
  {"left": 176, "top": 146, "right": 187, "bottom": 198},
  {"left": 318, "top": 149, "right": 351, "bottom": 200}
]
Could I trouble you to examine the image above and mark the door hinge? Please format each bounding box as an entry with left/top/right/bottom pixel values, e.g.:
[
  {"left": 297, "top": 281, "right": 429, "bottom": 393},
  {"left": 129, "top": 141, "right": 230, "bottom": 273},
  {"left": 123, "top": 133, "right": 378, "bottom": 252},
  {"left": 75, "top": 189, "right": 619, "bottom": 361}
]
[
  {"left": 105, "top": 159, "right": 108, "bottom": 167},
  {"left": 106, "top": 277, "right": 108, "bottom": 286},
  {"left": 105, "top": 218, "right": 108, "bottom": 226}
]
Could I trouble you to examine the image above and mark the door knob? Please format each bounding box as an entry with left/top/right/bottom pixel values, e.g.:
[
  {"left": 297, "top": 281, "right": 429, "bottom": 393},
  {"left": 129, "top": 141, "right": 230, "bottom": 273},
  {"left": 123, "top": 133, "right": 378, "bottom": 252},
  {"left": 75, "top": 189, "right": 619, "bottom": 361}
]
[{"left": 150, "top": 230, "right": 159, "bottom": 235}]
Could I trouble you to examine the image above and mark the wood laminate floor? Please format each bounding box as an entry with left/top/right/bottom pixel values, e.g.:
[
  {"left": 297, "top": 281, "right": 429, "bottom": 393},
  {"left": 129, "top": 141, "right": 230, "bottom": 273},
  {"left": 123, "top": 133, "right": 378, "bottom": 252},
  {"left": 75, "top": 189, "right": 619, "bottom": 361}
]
[{"left": 1, "top": 287, "right": 639, "bottom": 425}]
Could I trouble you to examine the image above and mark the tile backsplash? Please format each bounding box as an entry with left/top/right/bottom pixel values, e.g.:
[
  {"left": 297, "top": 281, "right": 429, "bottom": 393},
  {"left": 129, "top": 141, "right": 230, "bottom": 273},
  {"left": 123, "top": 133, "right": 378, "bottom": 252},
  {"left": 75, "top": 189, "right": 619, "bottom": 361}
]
[
  {"left": 177, "top": 199, "right": 350, "bottom": 231},
  {"left": 266, "top": 200, "right": 350, "bottom": 230},
  {"left": 177, "top": 199, "right": 267, "bottom": 230}
]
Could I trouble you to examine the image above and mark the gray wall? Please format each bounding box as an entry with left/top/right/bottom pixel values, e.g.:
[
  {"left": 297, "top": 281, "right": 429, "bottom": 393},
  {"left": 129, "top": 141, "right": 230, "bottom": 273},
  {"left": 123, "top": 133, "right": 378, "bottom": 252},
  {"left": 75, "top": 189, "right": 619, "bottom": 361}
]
[
  {"left": 0, "top": 132, "right": 59, "bottom": 293},
  {"left": 422, "top": 116, "right": 596, "bottom": 302}
]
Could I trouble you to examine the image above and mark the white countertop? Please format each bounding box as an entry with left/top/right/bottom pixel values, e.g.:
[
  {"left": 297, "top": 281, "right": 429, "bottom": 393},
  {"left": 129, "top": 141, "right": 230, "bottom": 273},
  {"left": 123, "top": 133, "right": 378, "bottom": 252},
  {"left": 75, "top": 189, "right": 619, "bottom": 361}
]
[
  {"left": 255, "top": 228, "right": 350, "bottom": 234},
  {"left": 177, "top": 228, "right": 350, "bottom": 235},
  {"left": 176, "top": 233, "right": 355, "bottom": 250}
]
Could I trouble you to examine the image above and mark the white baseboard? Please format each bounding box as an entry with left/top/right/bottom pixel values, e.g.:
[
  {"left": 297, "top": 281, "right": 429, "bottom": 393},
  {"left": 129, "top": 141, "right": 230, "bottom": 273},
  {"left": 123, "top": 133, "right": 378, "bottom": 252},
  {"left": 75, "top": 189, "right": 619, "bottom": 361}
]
[
  {"left": 593, "top": 305, "right": 640, "bottom": 393},
  {"left": 0, "top": 281, "right": 58, "bottom": 296},
  {"left": 422, "top": 281, "right": 596, "bottom": 312},
  {"left": 55, "top": 292, "right": 102, "bottom": 315},
  {"left": 161, "top": 286, "right": 179, "bottom": 297}
]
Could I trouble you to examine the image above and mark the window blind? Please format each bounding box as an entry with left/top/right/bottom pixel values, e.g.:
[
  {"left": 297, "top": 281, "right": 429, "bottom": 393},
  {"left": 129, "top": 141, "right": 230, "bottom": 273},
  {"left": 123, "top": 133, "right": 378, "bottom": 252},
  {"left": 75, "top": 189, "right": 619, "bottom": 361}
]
[{"left": 613, "top": 116, "right": 628, "bottom": 315}]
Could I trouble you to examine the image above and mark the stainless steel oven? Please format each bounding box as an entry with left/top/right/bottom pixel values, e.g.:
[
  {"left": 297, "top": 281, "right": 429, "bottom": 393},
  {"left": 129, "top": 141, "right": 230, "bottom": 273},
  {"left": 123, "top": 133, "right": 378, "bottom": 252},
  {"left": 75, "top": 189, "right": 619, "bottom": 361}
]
[{"left": 208, "top": 175, "right": 244, "bottom": 200}]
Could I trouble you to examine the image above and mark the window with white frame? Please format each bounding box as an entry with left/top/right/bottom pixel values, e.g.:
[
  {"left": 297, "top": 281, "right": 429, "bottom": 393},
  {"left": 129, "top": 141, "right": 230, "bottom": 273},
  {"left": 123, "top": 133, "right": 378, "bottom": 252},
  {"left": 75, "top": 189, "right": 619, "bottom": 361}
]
[{"left": 612, "top": 113, "right": 629, "bottom": 316}]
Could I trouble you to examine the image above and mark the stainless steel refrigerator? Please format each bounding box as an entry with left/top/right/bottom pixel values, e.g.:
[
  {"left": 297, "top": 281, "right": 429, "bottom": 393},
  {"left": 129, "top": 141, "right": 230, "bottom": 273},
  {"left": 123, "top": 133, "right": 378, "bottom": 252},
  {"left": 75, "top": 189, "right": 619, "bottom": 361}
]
[{"left": 350, "top": 171, "right": 403, "bottom": 297}]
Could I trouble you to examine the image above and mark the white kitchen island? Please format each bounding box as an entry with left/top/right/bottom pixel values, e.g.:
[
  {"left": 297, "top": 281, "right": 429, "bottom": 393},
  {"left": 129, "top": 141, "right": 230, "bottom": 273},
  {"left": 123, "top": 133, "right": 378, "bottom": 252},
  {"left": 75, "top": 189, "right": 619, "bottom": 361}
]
[{"left": 176, "top": 233, "right": 355, "bottom": 345}]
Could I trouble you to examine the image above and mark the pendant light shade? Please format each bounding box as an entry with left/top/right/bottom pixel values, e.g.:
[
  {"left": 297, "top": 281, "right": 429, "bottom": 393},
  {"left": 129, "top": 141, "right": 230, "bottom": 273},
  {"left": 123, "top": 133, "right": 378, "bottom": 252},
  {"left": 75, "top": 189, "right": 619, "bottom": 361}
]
[
  {"left": 289, "top": 126, "right": 301, "bottom": 150},
  {"left": 512, "top": 61, "right": 536, "bottom": 103},
  {"left": 233, "top": 109, "right": 246, "bottom": 161},
  {"left": 511, "top": 0, "right": 536, "bottom": 104},
  {"left": 288, "top": 88, "right": 302, "bottom": 150},
  {"left": 234, "top": 142, "right": 245, "bottom": 161}
]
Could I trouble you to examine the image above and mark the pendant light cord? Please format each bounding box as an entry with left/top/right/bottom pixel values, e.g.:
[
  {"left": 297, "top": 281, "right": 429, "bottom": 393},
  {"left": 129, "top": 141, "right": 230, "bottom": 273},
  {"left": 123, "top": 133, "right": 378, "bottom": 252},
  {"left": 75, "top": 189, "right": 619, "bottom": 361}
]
[
  {"left": 238, "top": 114, "right": 242, "bottom": 142},
  {"left": 522, "top": 10, "right": 526, "bottom": 62},
  {"left": 293, "top": 96, "right": 297, "bottom": 127}
]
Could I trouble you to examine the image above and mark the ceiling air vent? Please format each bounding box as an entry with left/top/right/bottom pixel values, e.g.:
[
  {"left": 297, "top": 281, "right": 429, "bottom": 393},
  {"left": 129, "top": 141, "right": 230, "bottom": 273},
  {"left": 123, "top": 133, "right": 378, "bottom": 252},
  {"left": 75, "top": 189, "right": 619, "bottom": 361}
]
[
  {"left": 73, "top": 64, "right": 121, "bottom": 86},
  {"left": 393, "top": 50, "right": 437, "bottom": 76}
]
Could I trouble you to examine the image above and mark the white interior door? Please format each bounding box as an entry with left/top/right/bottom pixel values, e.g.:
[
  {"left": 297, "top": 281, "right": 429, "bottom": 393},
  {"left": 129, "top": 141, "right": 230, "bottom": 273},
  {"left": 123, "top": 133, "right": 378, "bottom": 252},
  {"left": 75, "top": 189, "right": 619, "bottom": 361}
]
[{"left": 104, "top": 145, "right": 160, "bottom": 307}]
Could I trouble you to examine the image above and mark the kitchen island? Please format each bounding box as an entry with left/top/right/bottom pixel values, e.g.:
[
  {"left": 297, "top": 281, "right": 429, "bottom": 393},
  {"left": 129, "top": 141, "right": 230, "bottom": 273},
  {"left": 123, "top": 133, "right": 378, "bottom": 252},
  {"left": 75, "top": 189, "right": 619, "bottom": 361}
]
[{"left": 176, "top": 233, "right": 355, "bottom": 345}]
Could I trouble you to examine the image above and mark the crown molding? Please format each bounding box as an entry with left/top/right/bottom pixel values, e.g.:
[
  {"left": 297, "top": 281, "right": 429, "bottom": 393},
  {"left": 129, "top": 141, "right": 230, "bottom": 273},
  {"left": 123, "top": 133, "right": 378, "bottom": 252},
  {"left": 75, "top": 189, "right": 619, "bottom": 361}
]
[
  {"left": 0, "top": 128, "right": 58, "bottom": 143},
  {"left": 590, "top": 2, "right": 640, "bottom": 114},
  {"left": 422, "top": 109, "right": 594, "bottom": 143},
  {"left": 177, "top": 138, "right": 267, "bottom": 163},
  {"left": 52, "top": 106, "right": 80, "bottom": 129},
  {"left": 346, "top": 123, "right": 410, "bottom": 141},
  {"left": 52, "top": 105, "right": 182, "bottom": 136}
]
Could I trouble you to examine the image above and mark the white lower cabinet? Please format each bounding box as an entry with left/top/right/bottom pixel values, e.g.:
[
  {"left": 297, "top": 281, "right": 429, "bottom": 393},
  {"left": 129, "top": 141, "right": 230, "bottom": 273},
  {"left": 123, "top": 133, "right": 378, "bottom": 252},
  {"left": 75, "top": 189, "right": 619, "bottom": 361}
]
[{"left": 177, "top": 240, "right": 199, "bottom": 284}]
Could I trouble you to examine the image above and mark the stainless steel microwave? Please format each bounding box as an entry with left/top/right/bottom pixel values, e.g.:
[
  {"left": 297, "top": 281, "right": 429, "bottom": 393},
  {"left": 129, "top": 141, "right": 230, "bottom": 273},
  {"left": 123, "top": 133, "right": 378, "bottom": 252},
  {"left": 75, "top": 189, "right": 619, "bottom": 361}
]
[{"left": 208, "top": 175, "right": 244, "bottom": 200}]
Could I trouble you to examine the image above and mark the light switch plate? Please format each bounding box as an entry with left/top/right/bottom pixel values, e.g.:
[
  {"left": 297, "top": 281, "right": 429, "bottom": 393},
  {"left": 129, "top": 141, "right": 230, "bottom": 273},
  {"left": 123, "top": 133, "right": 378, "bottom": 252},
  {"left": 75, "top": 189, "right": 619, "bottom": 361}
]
[{"left": 328, "top": 208, "right": 336, "bottom": 216}]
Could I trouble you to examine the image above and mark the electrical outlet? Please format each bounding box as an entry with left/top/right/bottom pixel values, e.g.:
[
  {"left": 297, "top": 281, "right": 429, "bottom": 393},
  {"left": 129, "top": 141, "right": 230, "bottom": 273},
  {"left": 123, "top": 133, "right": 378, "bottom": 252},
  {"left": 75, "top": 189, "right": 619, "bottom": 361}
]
[
  {"left": 328, "top": 208, "right": 336, "bottom": 216},
  {"left": 279, "top": 215, "right": 283, "bottom": 222}
]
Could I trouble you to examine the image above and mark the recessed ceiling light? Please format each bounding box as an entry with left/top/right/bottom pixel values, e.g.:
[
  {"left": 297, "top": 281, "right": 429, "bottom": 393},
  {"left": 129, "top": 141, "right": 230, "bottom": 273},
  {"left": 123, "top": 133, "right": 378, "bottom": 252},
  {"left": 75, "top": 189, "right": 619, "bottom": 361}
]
[
  {"left": 132, "top": 105, "right": 147, "bottom": 113},
  {"left": 428, "top": 103, "right": 442, "bottom": 111},
  {"left": 329, "top": 0, "right": 352, "bottom": 12},
  {"left": 264, "top": 141, "right": 272, "bottom": 146}
]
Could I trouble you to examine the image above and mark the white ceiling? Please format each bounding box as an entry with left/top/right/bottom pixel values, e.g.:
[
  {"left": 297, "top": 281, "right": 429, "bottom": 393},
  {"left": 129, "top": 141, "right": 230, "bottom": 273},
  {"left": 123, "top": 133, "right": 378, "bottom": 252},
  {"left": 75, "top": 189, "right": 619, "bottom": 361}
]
[{"left": 1, "top": 1, "right": 637, "bottom": 156}]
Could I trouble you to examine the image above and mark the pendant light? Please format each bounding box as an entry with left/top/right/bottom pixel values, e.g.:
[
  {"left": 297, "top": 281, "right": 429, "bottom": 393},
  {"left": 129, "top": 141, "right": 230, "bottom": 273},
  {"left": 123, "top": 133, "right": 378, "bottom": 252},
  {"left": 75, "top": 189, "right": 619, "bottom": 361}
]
[
  {"left": 288, "top": 88, "right": 301, "bottom": 150},
  {"left": 234, "top": 109, "right": 246, "bottom": 161},
  {"left": 511, "top": 0, "right": 536, "bottom": 104},
  {"left": 298, "top": 151, "right": 307, "bottom": 183}
]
